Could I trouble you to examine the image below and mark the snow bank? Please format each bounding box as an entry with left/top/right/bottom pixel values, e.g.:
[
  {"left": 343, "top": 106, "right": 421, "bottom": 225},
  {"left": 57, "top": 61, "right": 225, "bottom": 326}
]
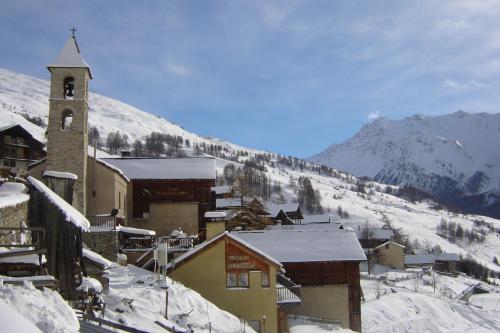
[
  {"left": 77, "top": 276, "right": 103, "bottom": 293},
  {"left": 0, "top": 182, "right": 29, "bottom": 208},
  {"left": 82, "top": 248, "right": 112, "bottom": 269},
  {"left": 104, "top": 263, "right": 256, "bottom": 333},
  {"left": 0, "top": 282, "right": 79, "bottom": 332},
  {"left": 0, "top": 299, "right": 42, "bottom": 332},
  {"left": 27, "top": 176, "right": 90, "bottom": 231}
]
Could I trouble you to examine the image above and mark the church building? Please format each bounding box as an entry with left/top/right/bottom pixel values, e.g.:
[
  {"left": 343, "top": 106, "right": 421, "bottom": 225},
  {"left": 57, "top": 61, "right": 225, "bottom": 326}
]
[{"left": 29, "top": 34, "right": 215, "bottom": 238}]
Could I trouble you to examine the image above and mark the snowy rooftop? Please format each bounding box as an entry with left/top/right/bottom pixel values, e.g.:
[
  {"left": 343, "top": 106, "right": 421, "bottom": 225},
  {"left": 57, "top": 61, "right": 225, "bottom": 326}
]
[
  {"left": 169, "top": 232, "right": 282, "bottom": 270},
  {"left": 266, "top": 203, "right": 301, "bottom": 217},
  {"left": 232, "top": 229, "right": 366, "bottom": 263},
  {"left": 204, "top": 211, "right": 227, "bottom": 219},
  {"left": 435, "top": 253, "right": 460, "bottom": 262},
  {"left": 301, "top": 214, "right": 337, "bottom": 224},
  {"left": 216, "top": 197, "right": 243, "bottom": 208},
  {"left": 265, "top": 222, "right": 340, "bottom": 231},
  {"left": 27, "top": 176, "right": 90, "bottom": 231},
  {"left": 43, "top": 170, "right": 78, "bottom": 180},
  {"left": 404, "top": 254, "right": 436, "bottom": 265},
  {"left": 211, "top": 185, "right": 233, "bottom": 194},
  {"left": 100, "top": 157, "right": 216, "bottom": 180},
  {"left": 47, "top": 36, "right": 92, "bottom": 77}
]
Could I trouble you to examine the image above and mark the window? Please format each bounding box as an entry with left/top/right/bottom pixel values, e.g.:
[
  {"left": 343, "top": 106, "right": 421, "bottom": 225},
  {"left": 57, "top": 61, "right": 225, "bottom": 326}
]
[
  {"left": 226, "top": 272, "right": 249, "bottom": 288},
  {"left": 227, "top": 272, "right": 238, "bottom": 287},
  {"left": 3, "top": 160, "right": 9, "bottom": 167},
  {"left": 9, "top": 160, "right": 16, "bottom": 167},
  {"left": 63, "top": 77, "right": 75, "bottom": 99},
  {"left": 261, "top": 271, "right": 270, "bottom": 287},
  {"left": 61, "top": 109, "right": 74, "bottom": 131}
]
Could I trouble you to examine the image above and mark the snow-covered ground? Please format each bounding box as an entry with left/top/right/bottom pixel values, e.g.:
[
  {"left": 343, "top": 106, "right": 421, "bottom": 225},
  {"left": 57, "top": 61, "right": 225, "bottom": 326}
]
[
  {"left": 360, "top": 266, "right": 500, "bottom": 333},
  {"left": 103, "top": 263, "right": 256, "bottom": 333},
  {"left": 0, "top": 281, "right": 79, "bottom": 332}
]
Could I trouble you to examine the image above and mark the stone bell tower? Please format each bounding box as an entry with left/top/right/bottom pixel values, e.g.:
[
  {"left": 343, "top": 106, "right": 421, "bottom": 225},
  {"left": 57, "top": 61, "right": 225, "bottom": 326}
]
[{"left": 45, "top": 31, "right": 92, "bottom": 214}]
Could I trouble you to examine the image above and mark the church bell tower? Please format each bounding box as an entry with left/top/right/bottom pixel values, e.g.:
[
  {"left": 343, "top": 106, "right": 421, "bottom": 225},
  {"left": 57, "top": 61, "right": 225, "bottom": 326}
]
[{"left": 46, "top": 31, "right": 92, "bottom": 214}]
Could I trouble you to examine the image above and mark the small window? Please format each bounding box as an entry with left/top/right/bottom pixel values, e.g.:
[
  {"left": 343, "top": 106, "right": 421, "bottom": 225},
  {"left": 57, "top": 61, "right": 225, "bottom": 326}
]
[
  {"left": 238, "top": 272, "right": 249, "bottom": 287},
  {"left": 227, "top": 272, "right": 237, "bottom": 287},
  {"left": 61, "top": 109, "right": 74, "bottom": 131},
  {"left": 118, "top": 192, "right": 121, "bottom": 209},
  {"left": 261, "top": 271, "right": 270, "bottom": 288},
  {"left": 63, "top": 77, "right": 75, "bottom": 99},
  {"left": 3, "top": 160, "right": 9, "bottom": 167},
  {"left": 9, "top": 160, "right": 16, "bottom": 167}
]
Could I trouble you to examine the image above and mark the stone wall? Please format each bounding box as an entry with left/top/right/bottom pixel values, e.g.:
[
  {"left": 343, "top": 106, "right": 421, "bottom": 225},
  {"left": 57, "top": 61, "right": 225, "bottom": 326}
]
[
  {"left": 0, "top": 200, "right": 28, "bottom": 243},
  {"left": 83, "top": 231, "right": 119, "bottom": 262}
]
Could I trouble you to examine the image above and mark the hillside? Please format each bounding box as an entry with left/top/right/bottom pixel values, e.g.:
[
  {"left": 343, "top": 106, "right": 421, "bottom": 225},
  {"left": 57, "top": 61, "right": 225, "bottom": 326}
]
[
  {"left": 2, "top": 67, "right": 500, "bottom": 273},
  {"left": 309, "top": 113, "right": 500, "bottom": 218}
]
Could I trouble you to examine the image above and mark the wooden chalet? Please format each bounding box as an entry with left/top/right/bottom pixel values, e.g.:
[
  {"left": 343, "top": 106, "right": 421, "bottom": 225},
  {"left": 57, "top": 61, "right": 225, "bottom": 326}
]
[
  {"left": 266, "top": 203, "right": 304, "bottom": 224},
  {"left": 27, "top": 176, "right": 90, "bottom": 299},
  {"left": 354, "top": 227, "right": 394, "bottom": 249},
  {"left": 233, "top": 229, "right": 366, "bottom": 332},
  {"left": 434, "top": 253, "right": 460, "bottom": 273},
  {"left": 0, "top": 124, "right": 45, "bottom": 177}
]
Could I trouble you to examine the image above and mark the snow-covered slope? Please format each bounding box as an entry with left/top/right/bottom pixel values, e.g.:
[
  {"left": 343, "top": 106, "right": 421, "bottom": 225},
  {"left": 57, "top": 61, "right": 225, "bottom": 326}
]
[
  {"left": 0, "top": 68, "right": 263, "bottom": 155},
  {"left": 309, "top": 113, "right": 500, "bottom": 214}
]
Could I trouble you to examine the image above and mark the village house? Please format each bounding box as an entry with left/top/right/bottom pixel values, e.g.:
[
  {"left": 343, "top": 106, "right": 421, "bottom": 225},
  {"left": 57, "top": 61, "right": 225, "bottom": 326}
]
[
  {"left": 266, "top": 203, "right": 304, "bottom": 224},
  {"left": 0, "top": 124, "right": 45, "bottom": 177},
  {"left": 434, "top": 253, "right": 460, "bottom": 273},
  {"left": 354, "top": 226, "right": 394, "bottom": 249},
  {"left": 233, "top": 229, "right": 366, "bottom": 332},
  {"left": 404, "top": 253, "right": 436, "bottom": 269},
  {"left": 373, "top": 241, "right": 405, "bottom": 270},
  {"left": 167, "top": 214, "right": 295, "bottom": 333}
]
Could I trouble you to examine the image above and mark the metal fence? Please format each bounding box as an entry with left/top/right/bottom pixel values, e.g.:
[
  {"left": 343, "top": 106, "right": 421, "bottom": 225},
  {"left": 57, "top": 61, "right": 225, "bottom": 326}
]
[{"left": 87, "top": 215, "right": 116, "bottom": 230}]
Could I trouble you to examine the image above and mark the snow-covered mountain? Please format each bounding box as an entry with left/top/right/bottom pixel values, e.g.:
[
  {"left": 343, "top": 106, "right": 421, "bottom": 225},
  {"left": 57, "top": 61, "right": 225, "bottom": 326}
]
[{"left": 309, "top": 113, "right": 500, "bottom": 217}]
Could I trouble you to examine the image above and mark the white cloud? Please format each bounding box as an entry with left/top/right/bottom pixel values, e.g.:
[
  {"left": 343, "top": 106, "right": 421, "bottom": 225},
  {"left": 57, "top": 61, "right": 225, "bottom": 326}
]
[
  {"left": 442, "top": 79, "right": 489, "bottom": 90},
  {"left": 164, "top": 63, "right": 191, "bottom": 77},
  {"left": 368, "top": 110, "right": 382, "bottom": 120}
]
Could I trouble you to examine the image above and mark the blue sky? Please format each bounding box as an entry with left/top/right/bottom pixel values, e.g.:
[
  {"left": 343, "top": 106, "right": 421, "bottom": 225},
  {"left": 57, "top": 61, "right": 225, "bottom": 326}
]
[{"left": 1, "top": 1, "right": 500, "bottom": 157}]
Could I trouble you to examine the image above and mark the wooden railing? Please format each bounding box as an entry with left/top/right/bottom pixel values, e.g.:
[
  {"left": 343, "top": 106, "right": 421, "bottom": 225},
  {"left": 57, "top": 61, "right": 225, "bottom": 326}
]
[
  {"left": 158, "top": 236, "right": 198, "bottom": 252},
  {"left": 276, "top": 285, "right": 301, "bottom": 304},
  {"left": 87, "top": 215, "right": 116, "bottom": 230}
]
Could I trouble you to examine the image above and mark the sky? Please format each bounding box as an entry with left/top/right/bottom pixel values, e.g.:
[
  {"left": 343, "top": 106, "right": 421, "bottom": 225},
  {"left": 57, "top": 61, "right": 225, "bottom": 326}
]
[{"left": 1, "top": 0, "right": 500, "bottom": 157}]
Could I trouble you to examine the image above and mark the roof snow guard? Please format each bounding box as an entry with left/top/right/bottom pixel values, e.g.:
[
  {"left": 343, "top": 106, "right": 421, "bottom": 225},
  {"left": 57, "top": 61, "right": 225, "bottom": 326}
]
[{"left": 47, "top": 36, "right": 92, "bottom": 78}]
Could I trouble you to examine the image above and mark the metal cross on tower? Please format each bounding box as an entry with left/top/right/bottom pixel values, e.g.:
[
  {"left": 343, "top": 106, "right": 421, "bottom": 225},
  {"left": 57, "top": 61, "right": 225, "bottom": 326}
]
[{"left": 71, "top": 27, "right": 77, "bottom": 37}]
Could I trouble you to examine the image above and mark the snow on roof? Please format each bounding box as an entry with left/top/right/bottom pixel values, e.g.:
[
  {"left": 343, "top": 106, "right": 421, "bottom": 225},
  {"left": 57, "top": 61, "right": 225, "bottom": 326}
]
[
  {"left": 100, "top": 157, "right": 216, "bottom": 180},
  {"left": 354, "top": 228, "right": 394, "bottom": 240},
  {"left": 43, "top": 171, "right": 78, "bottom": 180},
  {"left": 265, "top": 222, "right": 340, "bottom": 231},
  {"left": 232, "top": 229, "right": 367, "bottom": 263},
  {"left": 374, "top": 241, "right": 405, "bottom": 250},
  {"left": 27, "top": 176, "right": 90, "bottom": 231},
  {"left": 82, "top": 248, "right": 112, "bottom": 269},
  {"left": 168, "top": 232, "right": 282, "bottom": 270},
  {"left": 266, "top": 203, "right": 300, "bottom": 217},
  {"left": 211, "top": 186, "right": 233, "bottom": 194},
  {"left": 0, "top": 124, "right": 18, "bottom": 132},
  {"left": 216, "top": 198, "right": 243, "bottom": 208},
  {"left": 435, "top": 253, "right": 460, "bottom": 262},
  {"left": 47, "top": 36, "right": 92, "bottom": 77},
  {"left": 115, "top": 225, "right": 156, "bottom": 236},
  {"left": 301, "top": 214, "right": 337, "bottom": 224},
  {"left": 0, "top": 182, "right": 29, "bottom": 209},
  {"left": 204, "top": 211, "right": 227, "bottom": 219},
  {"left": 404, "top": 254, "right": 435, "bottom": 265}
]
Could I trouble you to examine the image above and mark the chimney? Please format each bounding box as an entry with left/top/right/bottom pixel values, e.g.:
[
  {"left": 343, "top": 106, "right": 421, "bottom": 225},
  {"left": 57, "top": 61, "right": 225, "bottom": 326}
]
[{"left": 204, "top": 211, "right": 227, "bottom": 240}]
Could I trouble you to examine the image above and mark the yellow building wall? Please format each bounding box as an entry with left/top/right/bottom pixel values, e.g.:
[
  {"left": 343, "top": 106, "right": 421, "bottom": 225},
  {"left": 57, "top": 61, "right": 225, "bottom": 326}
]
[
  {"left": 86, "top": 158, "right": 128, "bottom": 218},
  {"left": 289, "top": 285, "right": 350, "bottom": 329},
  {"left": 377, "top": 244, "right": 404, "bottom": 270},
  {"left": 146, "top": 202, "right": 199, "bottom": 237},
  {"left": 169, "top": 241, "right": 279, "bottom": 333}
]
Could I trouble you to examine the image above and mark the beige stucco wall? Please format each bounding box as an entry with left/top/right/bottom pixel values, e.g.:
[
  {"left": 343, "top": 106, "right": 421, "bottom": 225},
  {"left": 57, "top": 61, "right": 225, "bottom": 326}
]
[
  {"left": 144, "top": 202, "right": 198, "bottom": 237},
  {"left": 87, "top": 158, "right": 128, "bottom": 218},
  {"left": 289, "top": 285, "right": 350, "bottom": 329},
  {"left": 169, "top": 240, "right": 279, "bottom": 333},
  {"left": 376, "top": 243, "right": 404, "bottom": 270}
]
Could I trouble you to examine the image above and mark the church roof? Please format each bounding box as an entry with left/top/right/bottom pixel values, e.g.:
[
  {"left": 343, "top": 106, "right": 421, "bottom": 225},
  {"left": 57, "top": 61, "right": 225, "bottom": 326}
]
[{"left": 47, "top": 36, "right": 92, "bottom": 78}]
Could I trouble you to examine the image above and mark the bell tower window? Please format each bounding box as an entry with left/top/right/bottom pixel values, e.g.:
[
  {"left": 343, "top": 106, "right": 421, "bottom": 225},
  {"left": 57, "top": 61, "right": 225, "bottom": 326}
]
[
  {"left": 61, "top": 109, "right": 74, "bottom": 131},
  {"left": 63, "top": 77, "right": 75, "bottom": 99}
]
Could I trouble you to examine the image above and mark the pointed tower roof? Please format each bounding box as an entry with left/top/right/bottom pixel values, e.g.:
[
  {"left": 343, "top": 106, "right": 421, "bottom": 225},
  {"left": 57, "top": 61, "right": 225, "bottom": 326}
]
[{"left": 47, "top": 36, "right": 92, "bottom": 78}]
